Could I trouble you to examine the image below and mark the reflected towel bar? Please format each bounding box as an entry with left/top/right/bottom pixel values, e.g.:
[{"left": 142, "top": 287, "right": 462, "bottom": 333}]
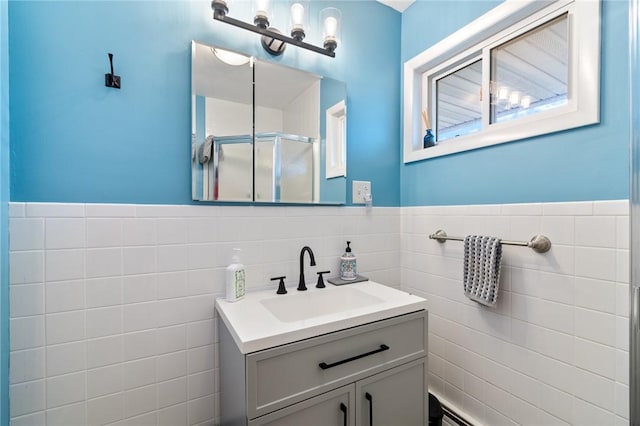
[{"left": 428, "top": 229, "right": 552, "bottom": 253}]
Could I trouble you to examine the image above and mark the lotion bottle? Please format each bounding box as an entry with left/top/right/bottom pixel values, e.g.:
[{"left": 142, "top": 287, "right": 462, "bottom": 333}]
[
  {"left": 340, "top": 241, "right": 357, "bottom": 281},
  {"left": 226, "top": 248, "right": 246, "bottom": 302}
]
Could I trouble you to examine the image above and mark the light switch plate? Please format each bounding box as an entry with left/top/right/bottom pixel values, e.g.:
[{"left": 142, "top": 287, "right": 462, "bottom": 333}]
[{"left": 352, "top": 181, "right": 371, "bottom": 204}]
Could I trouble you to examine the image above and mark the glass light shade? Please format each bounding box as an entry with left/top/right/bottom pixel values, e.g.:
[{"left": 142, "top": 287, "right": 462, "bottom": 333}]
[
  {"left": 253, "top": 0, "right": 270, "bottom": 19},
  {"left": 320, "top": 7, "right": 341, "bottom": 51},
  {"left": 253, "top": 0, "right": 270, "bottom": 28},
  {"left": 521, "top": 96, "right": 531, "bottom": 109},
  {"left": 290, "top": 3, "right": 306, "bottom": 31}
]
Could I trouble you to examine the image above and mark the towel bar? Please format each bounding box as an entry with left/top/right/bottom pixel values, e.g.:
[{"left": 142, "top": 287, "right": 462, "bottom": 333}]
[{"left": 429, "top": 229, "right": 552, "bottom": 253}]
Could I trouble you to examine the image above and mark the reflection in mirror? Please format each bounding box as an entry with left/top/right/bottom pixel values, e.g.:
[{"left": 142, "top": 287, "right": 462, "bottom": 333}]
[
  {"left": 191, "top": 40, "right": 347, "bottom": 204},
  {"left": 325, "top": 99, "right": 346, "bottom": 179},
  {"left": 254, "top": 60, "right": 347, "bottom": 204},
  {"left": 191, "top": 42, "right": 253, "bottom": 201},
  {"left": 254, "top": 61, "right": 320, "bottom": 203},
  {"left": 320, "top": 78, "right": 347, "bottom": 201},
  {"left": 255, "top": 133, "right": 315, "bottom": 203}
]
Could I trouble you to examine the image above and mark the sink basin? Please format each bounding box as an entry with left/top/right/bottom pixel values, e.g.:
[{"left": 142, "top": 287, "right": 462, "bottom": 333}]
[
  {"left": 260, "top": 286, "right": 385, "bottom": 323},
  {"left": 215, "top": 280, "right": 428, "bottom": 353}
]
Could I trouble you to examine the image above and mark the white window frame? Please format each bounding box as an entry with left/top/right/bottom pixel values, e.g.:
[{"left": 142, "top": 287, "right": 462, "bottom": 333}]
[
  {"left": 403, "top": 0, "right": 600, "bottom": 163},
  {"left": 325, "top": 100, "right": 347, "bottom": 178}
]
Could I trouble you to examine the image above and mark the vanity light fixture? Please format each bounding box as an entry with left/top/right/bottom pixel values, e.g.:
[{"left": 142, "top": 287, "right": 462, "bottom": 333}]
[{"left": 211, "top": 0, "right": 340, "bottom": 58}]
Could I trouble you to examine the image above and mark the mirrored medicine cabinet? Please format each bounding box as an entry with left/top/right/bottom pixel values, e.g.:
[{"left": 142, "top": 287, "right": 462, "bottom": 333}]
[{"left": 191, "top": 40, "right": 347, "bottom": 204}]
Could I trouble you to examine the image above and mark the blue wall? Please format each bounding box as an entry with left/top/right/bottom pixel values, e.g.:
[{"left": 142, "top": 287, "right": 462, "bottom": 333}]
[
  {"left": 9, "top": 0, "right": 401, "bottom": 206},
  {"left": 401, "top": 0, "right": 630, "bottom": 206},
  {"left": 1, "top": 0, "right": 10, "bottom": 424}
]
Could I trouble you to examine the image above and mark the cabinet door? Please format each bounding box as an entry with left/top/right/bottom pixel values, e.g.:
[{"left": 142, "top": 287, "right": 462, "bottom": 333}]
[
  {"left": 247, "top": 310, "right": 427, "bottom": 419},
  {"left": 249, "top": 384, "right": 356, "bottom": 426},
  {"left": 355, "top": 359, "right": 426, "bottom": 426}
]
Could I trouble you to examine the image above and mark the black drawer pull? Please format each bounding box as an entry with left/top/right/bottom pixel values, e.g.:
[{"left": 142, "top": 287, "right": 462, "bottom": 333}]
[
  {"left": 319, "top": 344, "right": 390, "bottom": 370},
  {"left": 340, "top": 402, "right": 347, "bottom": 426},
  {"left": 365, "top": 392, "right": 373, "bottom": 426}
]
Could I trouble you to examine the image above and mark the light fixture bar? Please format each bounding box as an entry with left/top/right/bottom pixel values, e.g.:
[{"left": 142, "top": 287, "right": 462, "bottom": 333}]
[{"left": 213, "top": 14, "right": 335, "bottom": 58}]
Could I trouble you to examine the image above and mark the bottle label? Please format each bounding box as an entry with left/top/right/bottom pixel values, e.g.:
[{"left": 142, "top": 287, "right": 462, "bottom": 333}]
[
  {"left": 340, "top": 258, "right": 357, "bottom": 280},
  {"left": 235, "top": 269, "right": 246, "bottom": 298}
]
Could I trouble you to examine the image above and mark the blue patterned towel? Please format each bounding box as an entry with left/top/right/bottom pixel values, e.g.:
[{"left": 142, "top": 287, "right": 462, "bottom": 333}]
[{"left": 463, "top": 235, "right": 502, "bottom": 306}]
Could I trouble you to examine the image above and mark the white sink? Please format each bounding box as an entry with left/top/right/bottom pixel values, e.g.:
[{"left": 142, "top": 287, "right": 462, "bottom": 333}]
[
  {"left": 215, "top": 280, "right": 428, "bottom": 353},
  {"left": 260, "top": 286, "right": 385, "bottom": 323}
]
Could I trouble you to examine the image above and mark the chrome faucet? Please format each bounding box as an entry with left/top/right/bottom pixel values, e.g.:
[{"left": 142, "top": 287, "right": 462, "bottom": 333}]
[{"left": 298, "top": 246, "right": 316, "bottom": 291}]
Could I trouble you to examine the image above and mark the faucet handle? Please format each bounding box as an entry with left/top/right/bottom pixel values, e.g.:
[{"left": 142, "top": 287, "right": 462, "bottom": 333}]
[
  {"left": 316, "top": 271, "right": 330, "bottom": 288},
  {"left": 271, "top": 276, "right": 287, "bottom": 294}
]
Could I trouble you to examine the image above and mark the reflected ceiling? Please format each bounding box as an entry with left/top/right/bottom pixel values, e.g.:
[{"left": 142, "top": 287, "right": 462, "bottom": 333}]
[{"left": 192, "top": 43, "right": 320, "bottom": 110}]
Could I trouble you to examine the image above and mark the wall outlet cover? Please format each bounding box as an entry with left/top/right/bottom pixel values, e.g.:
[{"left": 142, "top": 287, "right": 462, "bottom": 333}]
[{"left": 352, "top": 180, "right": 371, "bottom": 204}]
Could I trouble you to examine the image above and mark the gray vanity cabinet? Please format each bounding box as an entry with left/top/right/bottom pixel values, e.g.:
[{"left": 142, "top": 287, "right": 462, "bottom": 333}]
[{"left": 219, "top": 310, "right": 428, "bottom": 426}]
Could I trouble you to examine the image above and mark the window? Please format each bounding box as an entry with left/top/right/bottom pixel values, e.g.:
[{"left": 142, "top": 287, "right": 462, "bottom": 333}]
[
  {"left": 435, "top": 59, "right": 482, "bottom": 141},
  {"left": 403, "top": 0, "right": 600, "bottom": 163},
  {"left": 490, "top": 14, "right": 569, "bottom": 125}
]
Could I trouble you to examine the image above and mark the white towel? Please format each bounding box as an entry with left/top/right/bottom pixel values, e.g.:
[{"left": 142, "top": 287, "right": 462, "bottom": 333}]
[
  {"left": 463, "top": 235, "right": 502, "bottom": 306},
  {"left": 199, "top": 135, "right": 214, "bottom": 164}
]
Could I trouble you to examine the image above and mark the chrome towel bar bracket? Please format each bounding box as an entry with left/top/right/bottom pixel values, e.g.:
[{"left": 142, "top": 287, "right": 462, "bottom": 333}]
[{"left": 428, "top": 229, "right": 552, "bottom": 253}]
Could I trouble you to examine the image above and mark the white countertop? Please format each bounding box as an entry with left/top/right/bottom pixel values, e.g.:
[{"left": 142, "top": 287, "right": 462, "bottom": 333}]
[{"left": 215, "top": 281, "right": 428, "bottom": 354}]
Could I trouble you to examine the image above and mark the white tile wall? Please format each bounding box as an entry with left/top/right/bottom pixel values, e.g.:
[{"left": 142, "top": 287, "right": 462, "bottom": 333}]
[
  {"left": 9, "top": 200, "right": 630, "bottom": 425},
  {"left": 402, "top": 200, "right": 630, "bottom": 425},
  {"left": 8, "top": 203, "right": 400, "bottom": 426}
]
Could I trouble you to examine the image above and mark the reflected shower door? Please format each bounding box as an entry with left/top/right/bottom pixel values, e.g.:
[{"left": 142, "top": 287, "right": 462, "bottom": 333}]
[{"left": 280, "top": 136, "right": 313, "bottom": 203}]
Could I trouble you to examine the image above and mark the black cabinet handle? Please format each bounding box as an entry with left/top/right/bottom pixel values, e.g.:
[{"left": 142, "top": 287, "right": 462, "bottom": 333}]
[
  {"left": 318, "top": 344, "right": 389, "bottom": 370},
  {"left": 365, "top": 392, "right": 373, "bottom": 426},
  {"left": 339, "top": 402, "right": 347, "bottom": 426}
]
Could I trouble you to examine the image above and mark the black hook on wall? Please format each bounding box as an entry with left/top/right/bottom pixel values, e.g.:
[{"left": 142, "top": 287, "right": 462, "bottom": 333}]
[{"left": 105, "top": 53, "right": 121, "bottom": 89}]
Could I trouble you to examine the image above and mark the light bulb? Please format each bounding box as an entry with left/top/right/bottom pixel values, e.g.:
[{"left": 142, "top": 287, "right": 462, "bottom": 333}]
[
  {"left": 521, "top": 96, "right": 531, "bottom": 109},
  {"left": 320, "top": 7, "right": 340, "bottom": 52},
  {"left": 291, "top": 3, "right": 304, "bottom": 30},
  {"left": 324, "top": 16, "right": 338, "bottom": 39}
]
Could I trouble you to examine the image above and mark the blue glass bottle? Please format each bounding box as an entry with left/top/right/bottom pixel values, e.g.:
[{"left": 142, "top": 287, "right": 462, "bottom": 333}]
[{"left": 423, "top": 129, "right": 435, "bottom": 148}]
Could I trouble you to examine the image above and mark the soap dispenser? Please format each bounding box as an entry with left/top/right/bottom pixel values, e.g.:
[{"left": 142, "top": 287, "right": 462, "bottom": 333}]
[
  {"left": 225, "top": 248, "right": 246, "bottom": 302},
  {"left": 340, "top": 241, "right": 357, "bottom": 281}
]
